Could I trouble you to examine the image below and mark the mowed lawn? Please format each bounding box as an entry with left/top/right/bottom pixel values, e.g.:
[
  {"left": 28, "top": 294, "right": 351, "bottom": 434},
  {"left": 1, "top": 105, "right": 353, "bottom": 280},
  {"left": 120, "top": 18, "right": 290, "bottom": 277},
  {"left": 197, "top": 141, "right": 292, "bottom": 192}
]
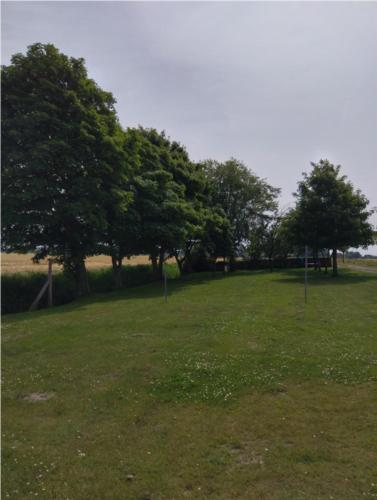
[{"left": 2, "top": 269, "right": 377, "bottom": 499}]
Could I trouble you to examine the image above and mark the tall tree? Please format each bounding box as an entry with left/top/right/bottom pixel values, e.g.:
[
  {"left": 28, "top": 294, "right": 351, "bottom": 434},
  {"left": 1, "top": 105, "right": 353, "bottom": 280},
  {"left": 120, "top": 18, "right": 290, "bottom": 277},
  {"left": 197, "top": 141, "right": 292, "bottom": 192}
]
[
  {"left": 106, "top": 127, "right": 197, "bottom": 279},
  {"left": 1, "top": 43, "right": 131, "bottom": 295},
  {"left": 101, "top": 128, "right": 142, "bottom": 288},
  {"left": 254, "top": 209, "right": 293, "bottom": 265},
  {"left": 137, "top": 128, "right": 199, "bottom": 277},
  {"left": 203, "top": 158, "right": 280, "bottom": 262},
  {"left": 290, "top": 159, "right": 375, "bottom": 275}
]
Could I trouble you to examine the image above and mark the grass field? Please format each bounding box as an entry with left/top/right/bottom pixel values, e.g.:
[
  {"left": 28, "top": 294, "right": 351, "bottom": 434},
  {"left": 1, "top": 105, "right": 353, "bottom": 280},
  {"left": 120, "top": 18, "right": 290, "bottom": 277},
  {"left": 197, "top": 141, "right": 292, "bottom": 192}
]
[{"left": 2, "top": 268, "right": 377, "bottom": 499}]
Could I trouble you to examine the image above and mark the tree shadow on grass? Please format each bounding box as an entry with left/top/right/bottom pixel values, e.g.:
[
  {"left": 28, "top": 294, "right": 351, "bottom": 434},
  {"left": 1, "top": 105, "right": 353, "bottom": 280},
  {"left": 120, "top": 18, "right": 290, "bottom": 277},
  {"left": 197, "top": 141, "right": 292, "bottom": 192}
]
[
  {"left": 4, "top": 271, "right": 235, "bottom": 323},
  {"left": 6, "top": 267, "right": 375, "bottom": 324},
  {"left": 5, "top": 269, "right": 277, "bottom": 323},
  {"left": 60, "top": 268, "right": 278, "bottom": 310},
  {"left": 274, "top": 267, "right": 377, "bottom": 286}
]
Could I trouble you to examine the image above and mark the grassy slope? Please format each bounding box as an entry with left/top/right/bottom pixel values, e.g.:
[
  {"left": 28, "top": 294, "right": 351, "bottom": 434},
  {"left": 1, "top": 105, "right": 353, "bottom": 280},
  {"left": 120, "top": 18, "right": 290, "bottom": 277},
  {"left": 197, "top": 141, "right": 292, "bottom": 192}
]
[{"left": 2, "top": 269, "right": 377, "bottom": 499}]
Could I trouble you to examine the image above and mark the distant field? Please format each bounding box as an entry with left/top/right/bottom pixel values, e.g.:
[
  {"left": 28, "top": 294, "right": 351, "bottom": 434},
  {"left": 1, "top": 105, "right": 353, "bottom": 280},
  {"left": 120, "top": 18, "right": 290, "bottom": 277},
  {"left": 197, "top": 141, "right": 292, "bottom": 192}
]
[
  {"left": 1, "top": 253, "right": 154, "bottom": 274},
  {"left": 3, "top": 268, "right": 377, "bottom": 499},
  {"left": 344, "top": 258, "right": 377, "bottom": 267}
]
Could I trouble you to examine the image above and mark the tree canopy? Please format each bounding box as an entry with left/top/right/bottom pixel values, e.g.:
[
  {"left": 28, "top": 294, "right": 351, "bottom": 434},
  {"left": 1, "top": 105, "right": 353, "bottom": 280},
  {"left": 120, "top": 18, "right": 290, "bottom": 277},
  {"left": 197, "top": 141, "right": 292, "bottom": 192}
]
[
  {"left": 288, "top": 160, "right": 375, "bottom": 275},
  {"left": 2, "top": 43, "right": 376, "bottom": 295},
  {"left": 202, "top": 158, "right": 280, "bottom": 261},
  {"left": 2, "top": 43, "right": 131, "bottom": 295}
]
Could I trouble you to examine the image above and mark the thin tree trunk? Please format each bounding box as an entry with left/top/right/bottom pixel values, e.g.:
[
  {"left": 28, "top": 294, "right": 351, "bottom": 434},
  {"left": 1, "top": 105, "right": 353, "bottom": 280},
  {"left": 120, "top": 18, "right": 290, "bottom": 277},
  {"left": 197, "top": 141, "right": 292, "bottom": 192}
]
[
  {"left": 174, "top": 254, "right": 183, "bottom": 275},
  {"left": 158, "top": 250, "right": 164, "bottom": 280},
  {"left": 317, "top": 250, "right": 321, "bottom": 272},
  {"left": 324, "top": 249, "right": 329, "bottom": 274},
  {"left": 269, "top": 254, "right": 274, "bottom": 271},
  {"left": 269, "top": 241, "right": 274, "bottom": 271},
  {"left": 151, "top": 254, "right": 159, "bottom": 278},
  {"left": 74, "top": 258, "right": 90, "bottom": 296},
  {"left": 332, "top": 248, "right": 338, "bottom": 277},
  {"left": 229, "top": 254, "right": 235, "bottom": 271},
  {"left": 111, "top": 256, "right": 123, "bottom": 289},
  {"left": 313, "top": 249, "right": 318, "bottom": 271}
]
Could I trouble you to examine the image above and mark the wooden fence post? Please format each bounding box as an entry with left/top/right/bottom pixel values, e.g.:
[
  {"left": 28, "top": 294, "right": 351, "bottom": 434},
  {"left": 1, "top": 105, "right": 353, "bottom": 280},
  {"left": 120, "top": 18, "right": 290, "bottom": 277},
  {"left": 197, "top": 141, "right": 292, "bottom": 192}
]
[{"left": 29, "top": 259, "right": 53, "bottom": 312}]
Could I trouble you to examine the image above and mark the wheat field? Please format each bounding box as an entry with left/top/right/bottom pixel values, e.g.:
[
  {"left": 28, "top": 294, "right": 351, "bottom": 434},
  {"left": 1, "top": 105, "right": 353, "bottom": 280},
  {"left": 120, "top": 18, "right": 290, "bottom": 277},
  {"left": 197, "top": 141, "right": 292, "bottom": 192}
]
[{"left": 1, "top": 253, "right": 154, "bottom": 274}]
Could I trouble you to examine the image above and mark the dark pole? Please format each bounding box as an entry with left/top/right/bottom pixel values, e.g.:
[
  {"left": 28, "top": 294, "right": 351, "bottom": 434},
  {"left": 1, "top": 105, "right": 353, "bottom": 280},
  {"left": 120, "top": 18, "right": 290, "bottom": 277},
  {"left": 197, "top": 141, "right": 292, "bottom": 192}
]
[
  {"left": 304, "top": 245, "right": 308, "bottom": 304},
  {"left": 48, "top": 258, "right": 53, "bottom": 307},
  {"left": 163, "top": 265, "right": 167, "bottom": 302}
]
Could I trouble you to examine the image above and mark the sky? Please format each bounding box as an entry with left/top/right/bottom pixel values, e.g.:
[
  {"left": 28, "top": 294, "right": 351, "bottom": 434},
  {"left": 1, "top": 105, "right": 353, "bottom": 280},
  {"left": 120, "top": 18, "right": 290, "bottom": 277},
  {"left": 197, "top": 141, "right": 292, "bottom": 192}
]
[{"left": 2, "top": 1, "right": 377, "bottom": 254}]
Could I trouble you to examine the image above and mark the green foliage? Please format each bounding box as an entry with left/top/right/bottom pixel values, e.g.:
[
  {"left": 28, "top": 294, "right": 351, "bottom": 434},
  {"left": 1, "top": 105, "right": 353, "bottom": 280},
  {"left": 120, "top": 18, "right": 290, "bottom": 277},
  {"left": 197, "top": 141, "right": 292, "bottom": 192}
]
[
  {"left": 1, "top": 43, "right": 131, "bottom": 294},
  {"left": 87, "top": 263, "right": 179, "bottom": 292},
  {"left": 136, "top": 128, "right": 200, "bottom": 260},
  {"left": 101, "top": 127, "right": 143, "bottom": 260},
  {"left": 106, "top": 127, "right": 207, "bottom": 278},
  {"left": 288, "top": 159, "right": 375, "bottom": 274},
  {"left": 3, "top": 42, "right": 374, "bottom": 295},
  {"left": 249, "top": 210, "right": 295, "bottom": 262},
  {"left": 202, "top": 158, "right": 280, "bottom": 258},
  {"left": 1, "top": 264, "right": 179, "bottom": 314},
  {"left": 1, "top": 272, "right": 76, "bottom": 315}
]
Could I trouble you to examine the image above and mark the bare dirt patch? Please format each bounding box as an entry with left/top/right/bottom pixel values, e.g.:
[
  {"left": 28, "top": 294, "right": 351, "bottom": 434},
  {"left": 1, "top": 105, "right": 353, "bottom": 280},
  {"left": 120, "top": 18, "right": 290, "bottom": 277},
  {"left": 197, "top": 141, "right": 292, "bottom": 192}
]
[
  {"left": 247, "top": 340, "right": 260, "bottom": 351},
  {"left": 226, "top": 442, "right": 265, "bottom": 466},
  {"left": 23, "top": 392, "right": 54, "bottom": 402},
  {"left": 102, "top": 372, "right": 120, "bottom": 381}
]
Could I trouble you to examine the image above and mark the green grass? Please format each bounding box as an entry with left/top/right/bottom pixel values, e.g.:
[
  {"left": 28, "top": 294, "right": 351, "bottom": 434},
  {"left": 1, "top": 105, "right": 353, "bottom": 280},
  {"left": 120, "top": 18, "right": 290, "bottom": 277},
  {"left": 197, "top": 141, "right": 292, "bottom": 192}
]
[
  {"left": 2, "top": 269, "right": 377, "bottom": 499},
  {"left": 1, "top": 263, "right": 180, "bottom": 315}
]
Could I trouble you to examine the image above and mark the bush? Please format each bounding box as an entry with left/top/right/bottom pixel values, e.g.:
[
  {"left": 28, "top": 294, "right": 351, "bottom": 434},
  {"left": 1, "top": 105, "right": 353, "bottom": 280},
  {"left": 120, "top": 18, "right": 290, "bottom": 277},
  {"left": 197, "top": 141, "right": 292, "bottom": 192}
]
[
  {"left": 182, "top": 250, "right": 216, "bottom": 273},
  {"left": 1, "top": 272, "right": 76, "bottom": 315},
  {"left": 1, "top": 263, "right": 179, "bottom": 315},
  {"left": 88, "top": 265, "right": 157, "bottom": 293}
]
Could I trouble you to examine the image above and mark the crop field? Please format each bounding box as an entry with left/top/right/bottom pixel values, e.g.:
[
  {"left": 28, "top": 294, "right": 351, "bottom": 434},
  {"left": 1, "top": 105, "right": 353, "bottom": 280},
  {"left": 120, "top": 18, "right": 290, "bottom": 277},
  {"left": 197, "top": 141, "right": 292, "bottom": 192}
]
[
  {"left": 1, "top": 253, "right": 156, "bottom": 274},
  {"left": 2, "top": 268, "right": 377, "bottom": 499},
  {"left": 344, "top": 258, "right": 377, "bottom": 268}
]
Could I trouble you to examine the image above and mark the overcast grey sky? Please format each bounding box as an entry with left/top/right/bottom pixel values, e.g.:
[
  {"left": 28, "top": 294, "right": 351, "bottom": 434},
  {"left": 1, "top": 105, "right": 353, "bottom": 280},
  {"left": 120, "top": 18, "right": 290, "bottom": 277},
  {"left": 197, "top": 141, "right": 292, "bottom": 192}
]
[{"left": 2, "top": 1, "right": 377, "bottom": 253}]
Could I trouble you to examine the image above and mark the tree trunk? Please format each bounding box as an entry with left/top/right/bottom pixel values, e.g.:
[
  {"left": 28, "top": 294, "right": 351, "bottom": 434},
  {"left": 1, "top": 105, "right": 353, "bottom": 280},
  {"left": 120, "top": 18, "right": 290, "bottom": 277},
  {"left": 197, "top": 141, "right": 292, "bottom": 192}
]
[
  {"left": 112, "top": 256, "right": 123, "bottom": 289},
  {"left": 151, "top": 254, "right": 159, "bottom": 278},
  {"left": 269, "top": 242, "right": 274, "bottom": 271},
  {"left": 174, "top": 254, "right": 183, "bottom": 275},
  {"left": 269, "top": 256, "right": 274, "bottom": 271},
  {"left": 158, "top": 250, "right": 164, "bottom": 280},
  {"left": 332, "top": 248, "right": 338, "bottom": 277},
  {"left": 324, "top": 249, "right": 329, "bottom": 274},
  {"left": 74, "top": 258, "right": 90, "bottom": 296},
  {"left": 229, "top": 254, "right": 236, "bottom": 271},
  {"left": 317, "top": 250, "right": 321, "bottom": 272},
  {"left": 313, "top": 249, "right": 320, "bottom": 271}
]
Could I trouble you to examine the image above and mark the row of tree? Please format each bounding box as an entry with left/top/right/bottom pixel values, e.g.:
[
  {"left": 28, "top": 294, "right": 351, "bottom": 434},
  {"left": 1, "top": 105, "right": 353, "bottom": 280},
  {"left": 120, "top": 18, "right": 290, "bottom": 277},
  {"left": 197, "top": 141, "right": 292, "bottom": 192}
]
[{"left": 2, "top": 44, "right": 375, "bottom": 295}]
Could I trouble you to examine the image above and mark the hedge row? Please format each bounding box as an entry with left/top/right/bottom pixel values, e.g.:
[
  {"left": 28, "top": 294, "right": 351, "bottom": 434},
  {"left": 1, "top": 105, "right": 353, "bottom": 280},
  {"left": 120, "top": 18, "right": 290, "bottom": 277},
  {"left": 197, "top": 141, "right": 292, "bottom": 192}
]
[
  {"left": 1, "top": 264, "right": 179, "bottom": 315},
  {"left": 187, "top": 257, "right": 332, "bottom": 273},
  {"left": 227, "top": 257, "right": 332, "bottom": 271},
  {"left": 2, "top": 257, "right": 330, "bottom": 315}
]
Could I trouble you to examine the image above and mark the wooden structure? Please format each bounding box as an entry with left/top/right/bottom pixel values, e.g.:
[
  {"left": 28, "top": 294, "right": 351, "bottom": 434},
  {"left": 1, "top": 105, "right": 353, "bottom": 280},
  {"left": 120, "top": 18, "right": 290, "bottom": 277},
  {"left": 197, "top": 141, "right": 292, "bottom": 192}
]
[{"left": 29, "top": 259, "right": 53, "bottom": 311}]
